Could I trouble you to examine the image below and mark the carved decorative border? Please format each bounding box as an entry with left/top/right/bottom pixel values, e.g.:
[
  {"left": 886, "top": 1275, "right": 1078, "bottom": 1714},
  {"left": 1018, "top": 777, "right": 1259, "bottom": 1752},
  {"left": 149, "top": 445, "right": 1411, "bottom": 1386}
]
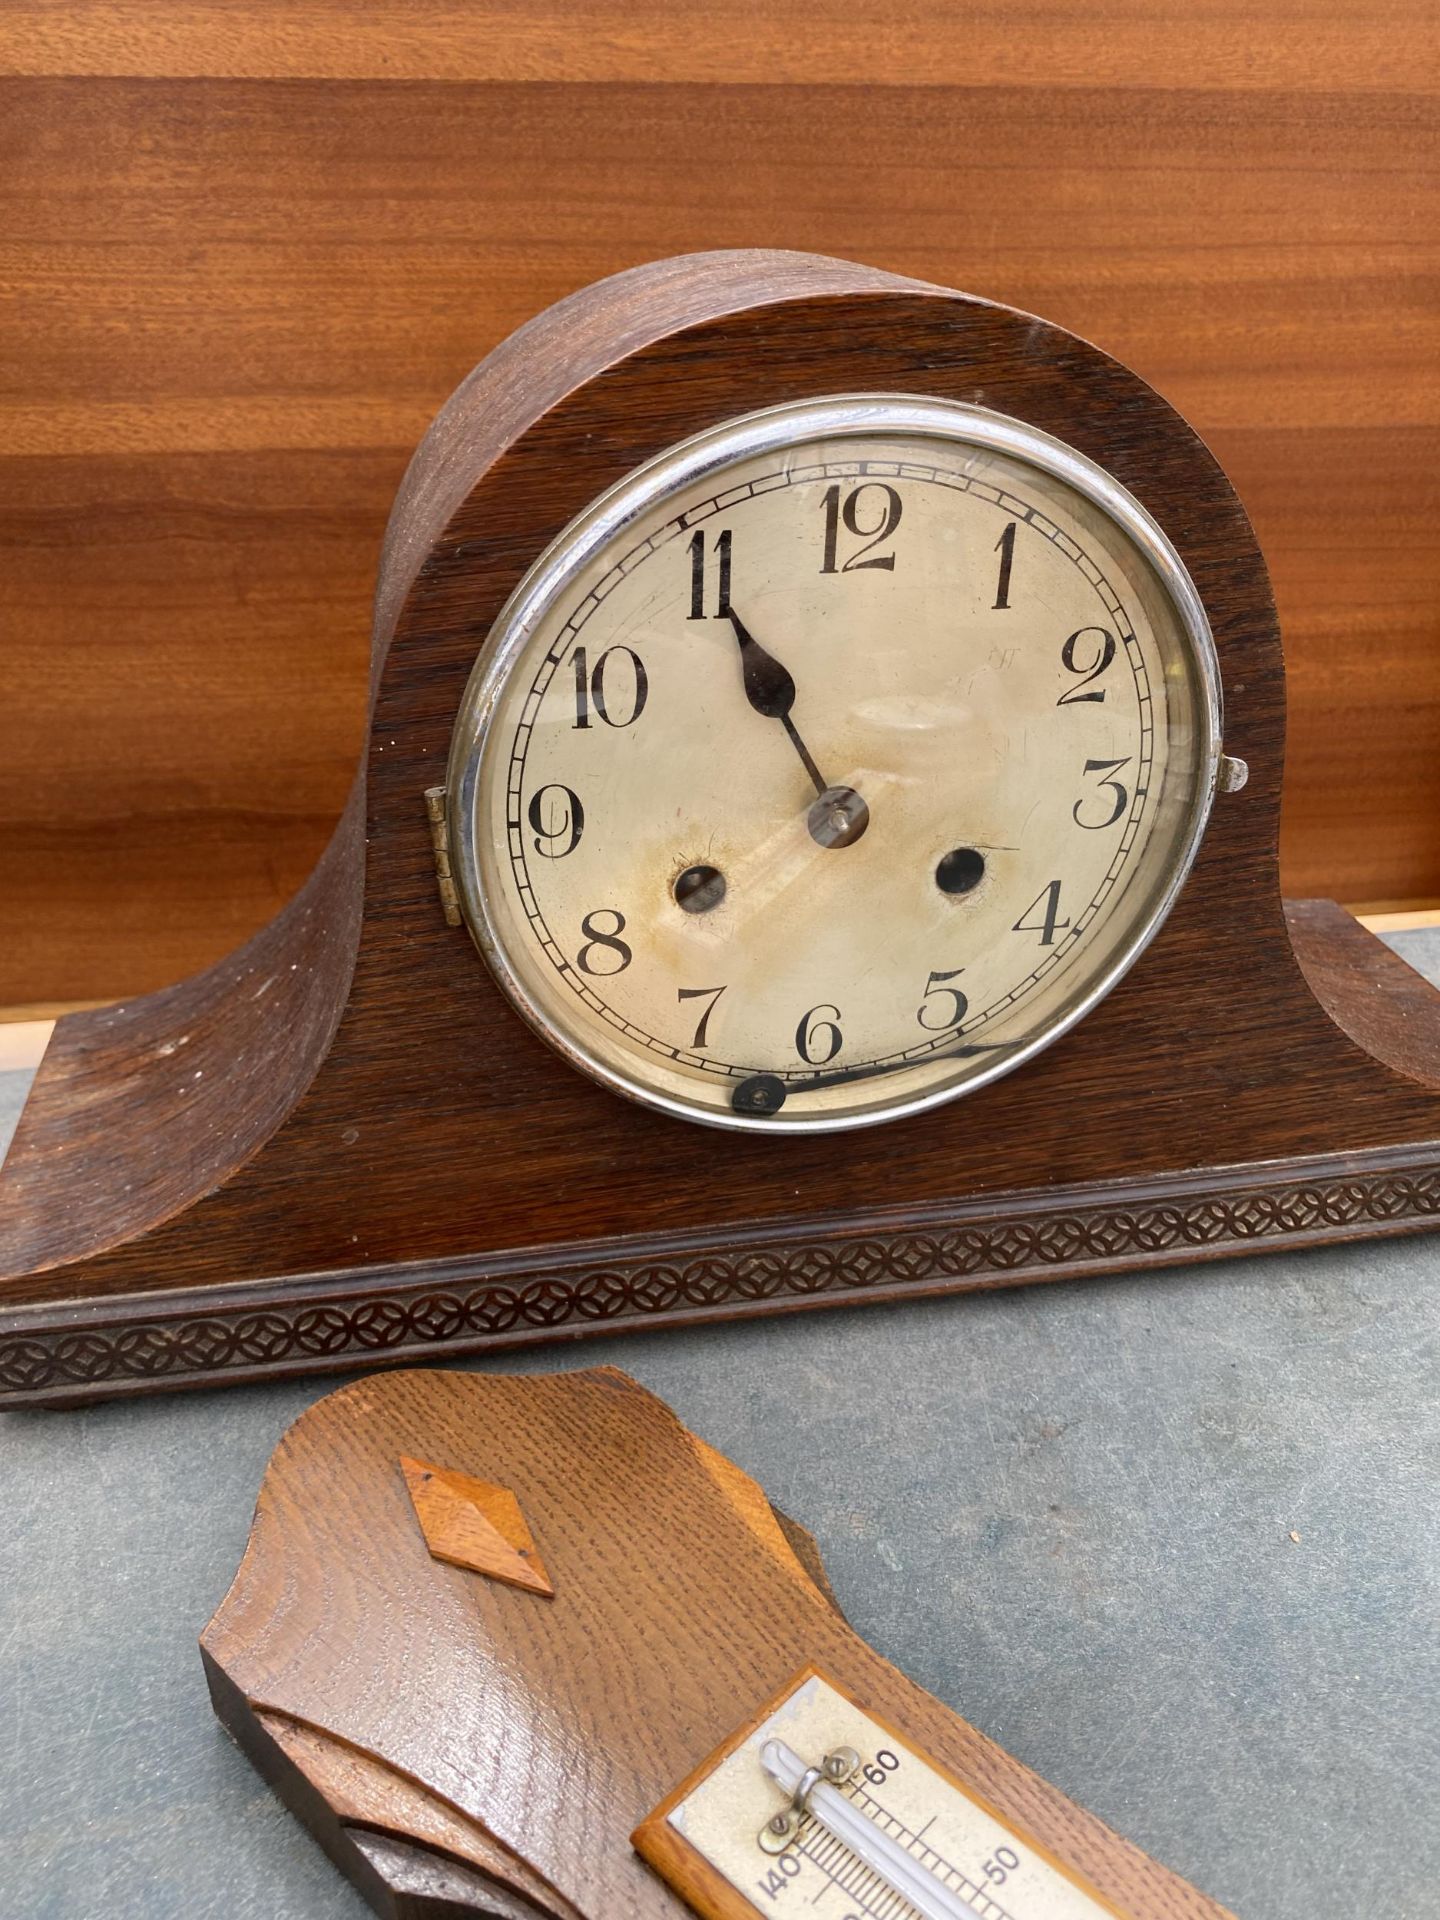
[{"left": 4, "top": 1151, "right": 1439, "bottom": 1405}]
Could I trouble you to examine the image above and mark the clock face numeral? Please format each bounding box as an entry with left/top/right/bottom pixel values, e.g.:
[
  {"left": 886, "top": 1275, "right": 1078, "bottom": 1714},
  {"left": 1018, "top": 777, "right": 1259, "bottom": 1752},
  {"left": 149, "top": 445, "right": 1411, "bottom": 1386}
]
[
  {"left": 1058, "top": 626, "right": 1117, "bottom": 704},
  {"left": 1014, "top": 880, "right": 1070, "bottom": 946},
  {"left": 527, "top": 784, "right": 585, "bottom": 859},
  {"left": 571, "top": 645, "right": 648, "bottom": 730},
  {"left": 993, "top": 520, "right": 1017, "bottom": 609},
  {"left": 819, "top": 482, "right": 902, "bottom": 574},
  {"left": 687, "top": 528, "right": 732, "bottom": 619},
  {"left": 677, "top": 984, "right": 726, "bottom": 1049},
  {"left": 473, "top": 416, "right": 1201, "bottom": 1133},
  {"left": 576, "top": 909, "right": 632, "bottom": 976},
  {"left": 1073, "top": 757, "right": 1132, "bottom": 830},
  {"left": 917, "top": 968, "right": 969, "bottom": 1032},
  {"left": 796, "top": 1003, "right": 844, "bottom": 1065}
]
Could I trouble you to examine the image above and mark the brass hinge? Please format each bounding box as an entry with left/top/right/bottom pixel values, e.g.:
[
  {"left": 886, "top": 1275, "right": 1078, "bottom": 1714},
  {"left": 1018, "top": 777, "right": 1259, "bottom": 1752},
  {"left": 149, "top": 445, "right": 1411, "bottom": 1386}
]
[{"left": 423, "top": 787, "right": 463, "bottom": 928}]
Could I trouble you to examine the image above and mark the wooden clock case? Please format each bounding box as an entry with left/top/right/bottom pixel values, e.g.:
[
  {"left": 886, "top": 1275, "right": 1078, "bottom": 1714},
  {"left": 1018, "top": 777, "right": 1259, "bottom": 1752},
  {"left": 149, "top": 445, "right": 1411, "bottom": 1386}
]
[{"left": 4, "top": 248, "right": 1440, "bottom": 1409}]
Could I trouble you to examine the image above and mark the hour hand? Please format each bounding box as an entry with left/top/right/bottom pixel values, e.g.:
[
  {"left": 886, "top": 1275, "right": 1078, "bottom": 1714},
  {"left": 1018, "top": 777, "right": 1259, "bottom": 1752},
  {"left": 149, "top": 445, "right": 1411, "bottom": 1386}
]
[
  {"left": 725, "top": 609, "right": 825, "bottom": 796},
  {"left": 727, "top": 608, "right": 798, "bottom": 723}
]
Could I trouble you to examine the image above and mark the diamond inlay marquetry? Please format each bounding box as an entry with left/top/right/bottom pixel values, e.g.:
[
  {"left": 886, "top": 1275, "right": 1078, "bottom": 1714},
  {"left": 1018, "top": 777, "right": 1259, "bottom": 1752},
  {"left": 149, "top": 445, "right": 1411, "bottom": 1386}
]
[{"left": 399, "top": 1455, "right": 554, "bottom": 1597}]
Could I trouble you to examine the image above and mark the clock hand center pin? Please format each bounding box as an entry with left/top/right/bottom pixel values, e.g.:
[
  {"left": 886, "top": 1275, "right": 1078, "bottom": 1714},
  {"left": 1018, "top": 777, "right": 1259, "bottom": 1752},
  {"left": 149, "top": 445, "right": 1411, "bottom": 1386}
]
[{"left": 725, "top": 607, "right": 869, "bottom": 851}]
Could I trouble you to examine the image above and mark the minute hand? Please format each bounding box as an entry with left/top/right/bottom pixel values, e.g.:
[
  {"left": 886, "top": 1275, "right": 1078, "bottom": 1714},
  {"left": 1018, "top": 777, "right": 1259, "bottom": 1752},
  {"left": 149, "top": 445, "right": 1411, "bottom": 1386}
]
[{"left": 725, "top": 609, "right": 829, "bottom": 799}]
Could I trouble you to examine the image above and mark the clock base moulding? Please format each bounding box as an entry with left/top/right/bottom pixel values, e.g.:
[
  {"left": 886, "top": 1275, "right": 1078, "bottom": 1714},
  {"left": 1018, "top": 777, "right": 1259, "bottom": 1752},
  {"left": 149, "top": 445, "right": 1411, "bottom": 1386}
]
[{"left": 3, "top": 249, "right": 1440, "bottom": 1410}]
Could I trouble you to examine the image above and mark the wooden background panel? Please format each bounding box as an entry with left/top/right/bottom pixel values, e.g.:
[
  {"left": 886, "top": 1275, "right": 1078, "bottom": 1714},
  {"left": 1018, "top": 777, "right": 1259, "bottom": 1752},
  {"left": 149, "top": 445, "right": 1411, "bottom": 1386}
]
[
  {"left": 3, "top": 0, "right": 1434, "bottom": 90},
  {"left": 0, "top": 13, "right": 1436, "bottom": 1007},
  {"left": 0, "top": 448, "right": 390, "bottom": 1004}
]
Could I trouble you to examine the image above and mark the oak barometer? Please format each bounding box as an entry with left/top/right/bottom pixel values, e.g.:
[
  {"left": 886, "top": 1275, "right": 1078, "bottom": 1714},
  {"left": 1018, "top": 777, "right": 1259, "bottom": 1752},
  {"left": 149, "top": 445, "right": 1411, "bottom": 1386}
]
[{"left": 204, "top": 1367, "right": 1239, "bottom": 1919}]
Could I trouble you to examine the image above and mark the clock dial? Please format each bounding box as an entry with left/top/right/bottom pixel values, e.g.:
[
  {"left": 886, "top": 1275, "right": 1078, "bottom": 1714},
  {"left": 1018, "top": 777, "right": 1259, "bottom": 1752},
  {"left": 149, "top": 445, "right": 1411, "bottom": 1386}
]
[{"left": 447, "top": 397, "right": 1220, "bottom": 1131}]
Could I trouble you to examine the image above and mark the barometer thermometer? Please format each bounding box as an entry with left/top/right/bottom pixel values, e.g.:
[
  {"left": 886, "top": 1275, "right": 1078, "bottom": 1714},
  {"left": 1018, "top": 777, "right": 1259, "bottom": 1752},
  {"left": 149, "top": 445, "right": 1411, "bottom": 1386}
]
[
  {"left": 635, "top": 1669, "right": 1126, "bottom": 1920},
  {"left": 445, "top": 394, "right": 1241, "bottom": 1133}
]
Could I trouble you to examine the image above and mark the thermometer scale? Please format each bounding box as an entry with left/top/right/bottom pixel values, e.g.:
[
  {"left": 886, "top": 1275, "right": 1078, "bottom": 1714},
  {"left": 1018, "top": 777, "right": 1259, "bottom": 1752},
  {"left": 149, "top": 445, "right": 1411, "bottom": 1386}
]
[
  {"left": 757, "top": 1736, "right": 1025, "bottom": 1920},
  {"left": 635, "top": 1669, "right": 1129, "bottom": 1920}
]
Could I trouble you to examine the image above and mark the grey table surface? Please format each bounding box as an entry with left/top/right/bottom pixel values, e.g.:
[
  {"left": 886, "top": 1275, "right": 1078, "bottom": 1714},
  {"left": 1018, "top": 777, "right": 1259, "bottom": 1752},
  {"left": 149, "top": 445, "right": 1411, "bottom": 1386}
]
[{"left": 2, "top": 936, "right": 1439, "bottom": 1920}]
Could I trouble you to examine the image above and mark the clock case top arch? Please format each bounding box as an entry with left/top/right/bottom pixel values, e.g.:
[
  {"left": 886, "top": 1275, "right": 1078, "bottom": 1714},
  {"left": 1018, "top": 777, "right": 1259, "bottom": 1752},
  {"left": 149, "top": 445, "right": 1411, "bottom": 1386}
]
[{"left": 3, "top": 248, "right": 1439, "bottom": 1408}]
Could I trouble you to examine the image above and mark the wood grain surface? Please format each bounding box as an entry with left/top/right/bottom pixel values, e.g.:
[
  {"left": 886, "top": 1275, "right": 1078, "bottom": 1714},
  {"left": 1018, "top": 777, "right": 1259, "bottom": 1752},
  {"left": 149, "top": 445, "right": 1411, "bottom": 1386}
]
[
  {"left": 201, "top": 1365, "right": 1235, "bottom": 1918},
  {"left": 6, "top": 252, "right": 1440, "bottom": 1411},
  {"left": 0, "top": 7, "right": 1436, "bottom": 1006}
]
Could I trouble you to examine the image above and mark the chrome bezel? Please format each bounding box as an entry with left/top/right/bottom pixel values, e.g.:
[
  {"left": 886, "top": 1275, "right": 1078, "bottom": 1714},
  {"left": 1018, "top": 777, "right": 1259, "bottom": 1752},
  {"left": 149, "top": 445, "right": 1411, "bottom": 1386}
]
[{"left": 447, "top": 393, "right": 1224, "bottom": 1134}]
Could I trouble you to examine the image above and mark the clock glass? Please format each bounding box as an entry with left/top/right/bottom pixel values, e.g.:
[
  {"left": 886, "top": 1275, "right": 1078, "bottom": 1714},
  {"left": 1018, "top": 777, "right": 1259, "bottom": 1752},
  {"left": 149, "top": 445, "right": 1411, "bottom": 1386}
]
[{"left": 446, "top": 395, "right": 1222, "bottom": 1132}]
